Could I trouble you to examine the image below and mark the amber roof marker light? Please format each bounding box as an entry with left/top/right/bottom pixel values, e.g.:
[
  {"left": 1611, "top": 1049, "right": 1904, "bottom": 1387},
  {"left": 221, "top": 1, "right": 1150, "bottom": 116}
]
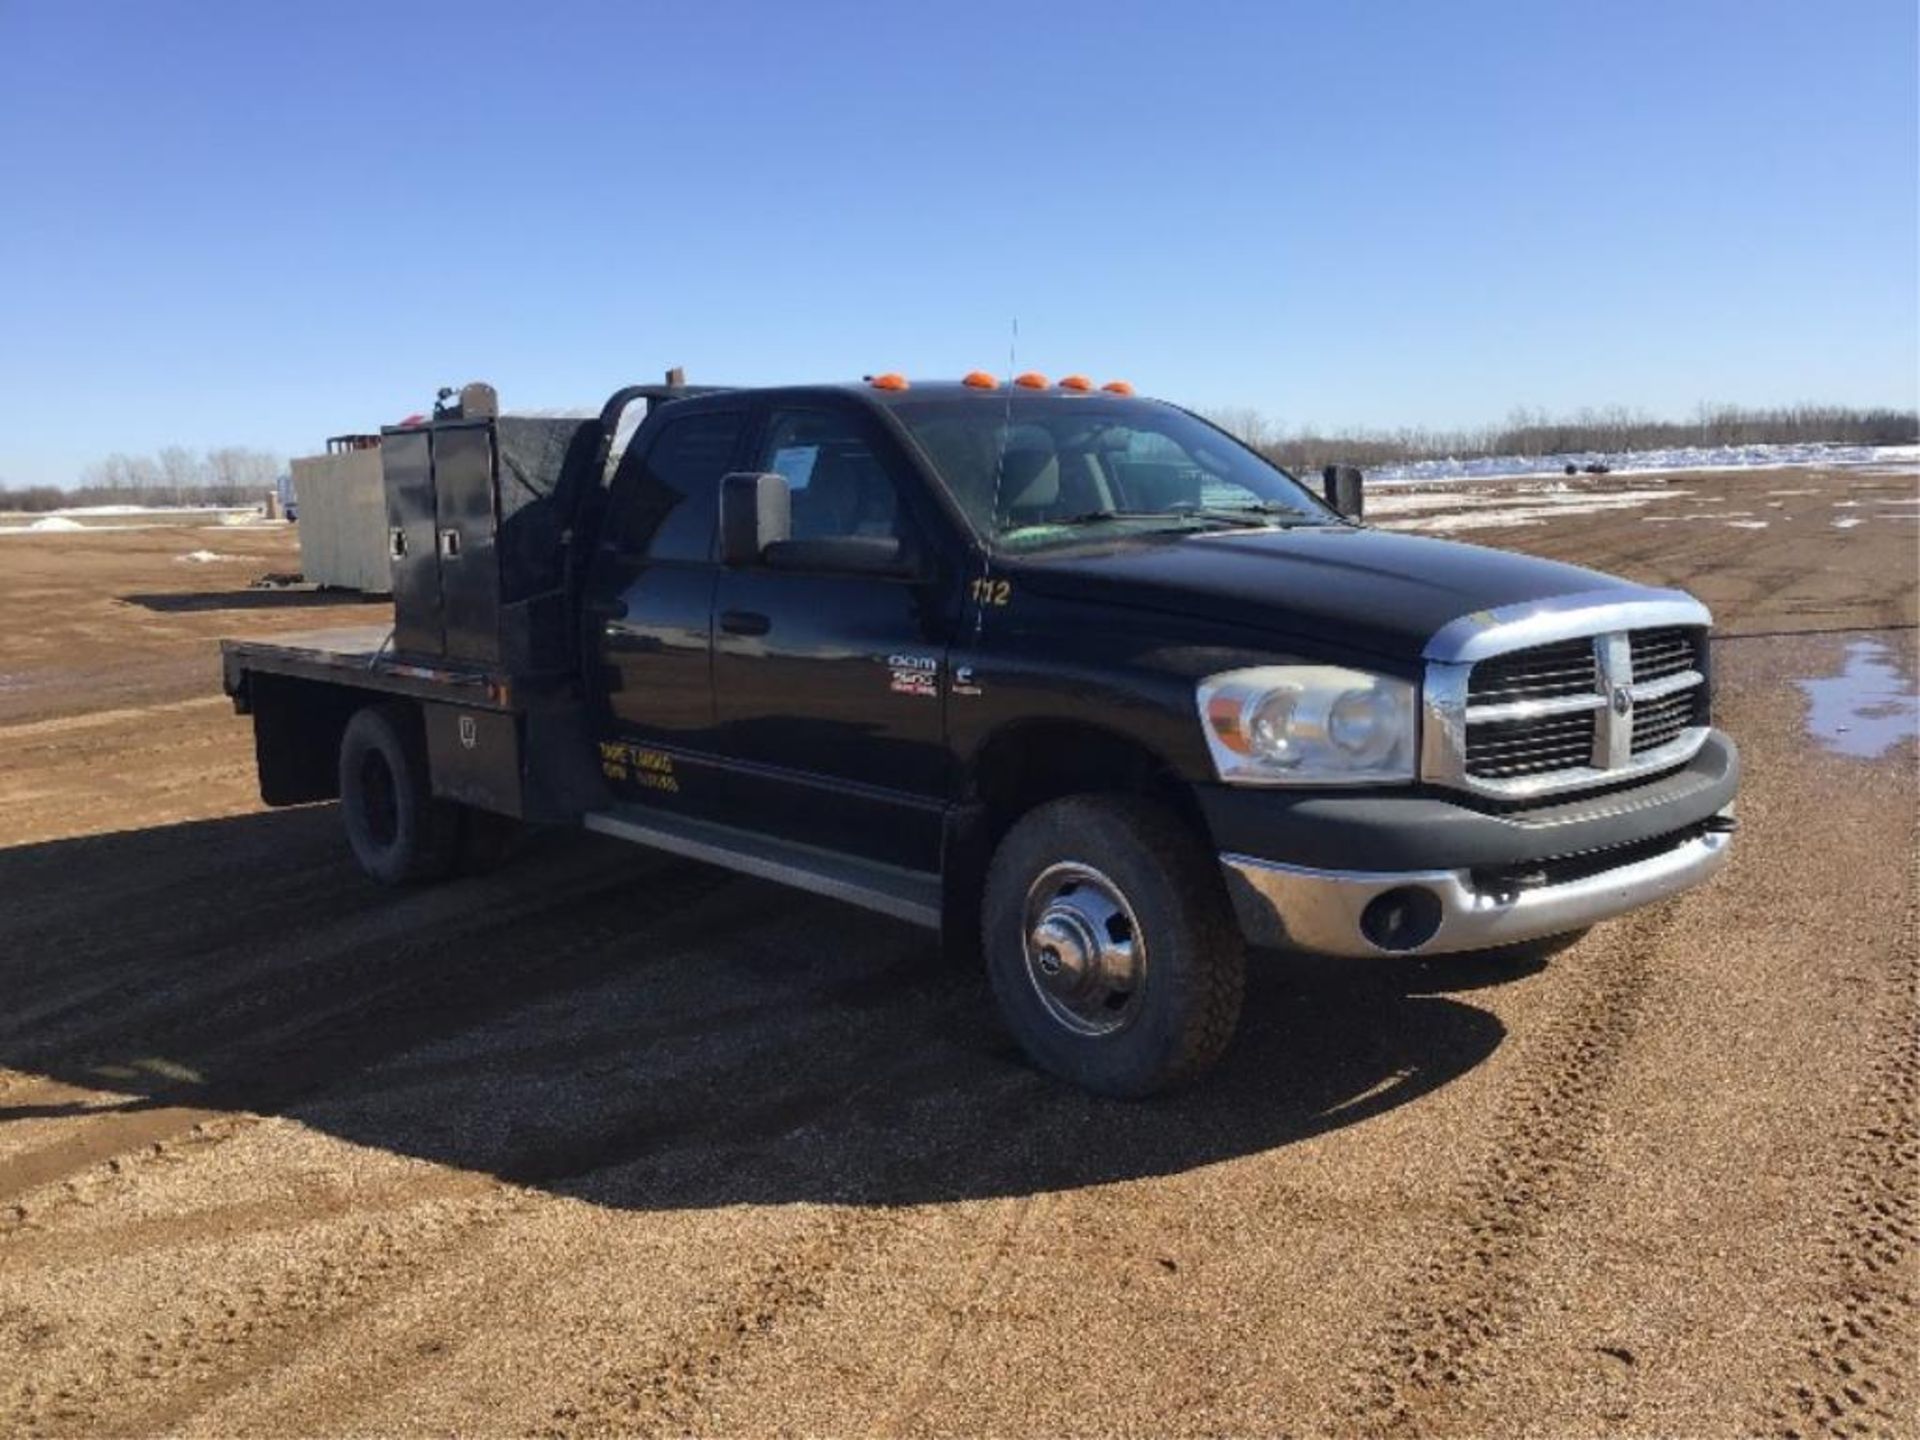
[
  {"left": 1059, "top": 374, "right": 1093, "bottom": 392},
  {"left": 962, "top": 370, "right": 999, "bottom": 389},
  {"left": 1100, "top": 380, "right": 1135, "bottom": 396},
  {"left": 869, "top": 373, "right": 910, "bottom": 391},
  {"left": 1014, "top": 371, "right": 1051, "bottom": 390}
]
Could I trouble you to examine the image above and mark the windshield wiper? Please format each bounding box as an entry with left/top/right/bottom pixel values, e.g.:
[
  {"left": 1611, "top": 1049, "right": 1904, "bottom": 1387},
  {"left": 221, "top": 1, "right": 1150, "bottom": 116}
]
[
  {"left": 1003, "top": 509, "right": 1205, "bottom": 531},
  {"left": 1002, "top": 507, "right": 1324, "bottom": 535},
  {"left": 1060, "top": 508, "right": 1198, "bottom": 525},
  {"left": 1170, "top": 503, "right": 1328, "bottom": 529}
]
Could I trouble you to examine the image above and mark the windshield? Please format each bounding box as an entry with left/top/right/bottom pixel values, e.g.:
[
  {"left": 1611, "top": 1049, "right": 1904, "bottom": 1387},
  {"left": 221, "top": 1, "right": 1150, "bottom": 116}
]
[{"left": 890, "top": 395, "right": 1335, "bottom": 550}]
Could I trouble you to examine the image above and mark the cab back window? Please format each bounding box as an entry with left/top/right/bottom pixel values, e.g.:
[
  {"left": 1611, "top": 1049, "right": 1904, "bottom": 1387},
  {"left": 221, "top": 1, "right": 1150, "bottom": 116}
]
[{"left": 618, "top": 411, "right": 745, "bottom": 562}]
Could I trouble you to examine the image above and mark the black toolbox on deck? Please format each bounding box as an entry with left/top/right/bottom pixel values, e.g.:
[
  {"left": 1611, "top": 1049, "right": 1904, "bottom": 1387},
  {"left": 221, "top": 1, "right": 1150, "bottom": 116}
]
[{"left": 381, "top": 405, "right": 600, "bottom": 673}]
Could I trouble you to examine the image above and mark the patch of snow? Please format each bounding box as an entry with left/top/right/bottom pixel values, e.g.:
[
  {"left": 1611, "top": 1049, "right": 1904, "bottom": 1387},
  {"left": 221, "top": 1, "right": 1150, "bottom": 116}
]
[
  {"left": 1369, "top": 486, "right": 1684, "bottom": 518},
  {"left": 50, "top": 504, "right": 244, "bottom": 517},
  {"left": 1368, "top": 441, "right": 1919, "bottom": 487},
  {"left": 27, "top": 516, "right": 84, "bottom": 531},
  {"left": 176, "top": 549, "right": 233, "bottom": 563},
  {"left": 1370, "top": 491, "right": 1683, "bottom": 533},
  {"left": 1367, "top": 492, "right": 1503, "bottom": 515},
  {"left": 1832, "top": 518, "right": 1864, "bottom": 529},
  {"left": 0, "top": 522, "right": 172, "bottom": 535},
  {"left": 1725, "top": 520, "right": 1770, "bottom": 529},
  {"left": 1374, "top": 490, "right": 1682, "bottom": 533},
  {"left": 1376, "top": 512, "right": 1547, "bottom": 534}
]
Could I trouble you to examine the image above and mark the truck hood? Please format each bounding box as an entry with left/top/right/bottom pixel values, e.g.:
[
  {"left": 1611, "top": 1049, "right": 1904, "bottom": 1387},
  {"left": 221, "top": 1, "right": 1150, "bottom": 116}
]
[{"left": 1005, "top": 524, "right": 1631, "bottom": 662}]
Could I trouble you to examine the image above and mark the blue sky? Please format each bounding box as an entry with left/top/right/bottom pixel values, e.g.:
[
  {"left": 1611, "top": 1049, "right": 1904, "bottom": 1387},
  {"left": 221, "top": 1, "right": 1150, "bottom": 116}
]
[{"left": 1, "top": 0, "right": 1914, "bottom": 486}]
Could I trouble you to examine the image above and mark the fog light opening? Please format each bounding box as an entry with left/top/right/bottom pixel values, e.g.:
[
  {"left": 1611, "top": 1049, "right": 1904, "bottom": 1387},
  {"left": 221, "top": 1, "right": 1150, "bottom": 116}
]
[{"left": 1361, "top": 887, "right": 1443, "bottom": 952}]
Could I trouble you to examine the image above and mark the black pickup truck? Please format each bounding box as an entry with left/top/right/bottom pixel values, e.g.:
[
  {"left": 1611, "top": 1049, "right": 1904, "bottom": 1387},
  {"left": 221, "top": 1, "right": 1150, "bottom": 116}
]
[{"left": 225, "top": 373, "right": 1738, "bottom": 1096}]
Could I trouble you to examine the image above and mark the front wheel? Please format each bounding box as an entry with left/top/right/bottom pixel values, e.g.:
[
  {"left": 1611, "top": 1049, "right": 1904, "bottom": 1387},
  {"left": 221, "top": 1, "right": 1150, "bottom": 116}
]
[{"left": 983, "top": 795, "right": 1245, "bottom": 1097}]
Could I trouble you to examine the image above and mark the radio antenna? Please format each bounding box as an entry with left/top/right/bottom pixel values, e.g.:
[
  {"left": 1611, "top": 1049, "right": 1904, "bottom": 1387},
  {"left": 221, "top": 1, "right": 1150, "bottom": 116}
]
[{"left": 974, "top": 317, "right": 1019, "bottom": 643}]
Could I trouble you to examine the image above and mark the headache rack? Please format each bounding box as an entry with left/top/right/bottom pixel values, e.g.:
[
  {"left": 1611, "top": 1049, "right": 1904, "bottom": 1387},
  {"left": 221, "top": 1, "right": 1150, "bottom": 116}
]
[{"left": 1420, "top": 591, "right": 1713, "bottom": 801}]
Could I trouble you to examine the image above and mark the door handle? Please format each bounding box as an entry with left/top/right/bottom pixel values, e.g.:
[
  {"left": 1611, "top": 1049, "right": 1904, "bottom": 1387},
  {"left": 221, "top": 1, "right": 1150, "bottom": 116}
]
[{"left": 720, "top": 609, "right": 771, "bottom": 637}]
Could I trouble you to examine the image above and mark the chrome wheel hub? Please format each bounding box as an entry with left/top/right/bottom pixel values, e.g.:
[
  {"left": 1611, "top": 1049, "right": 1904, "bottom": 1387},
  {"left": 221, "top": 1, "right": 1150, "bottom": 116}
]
[{"left": 1022, "top": 863, "right": 1145, "bottom": 1037}]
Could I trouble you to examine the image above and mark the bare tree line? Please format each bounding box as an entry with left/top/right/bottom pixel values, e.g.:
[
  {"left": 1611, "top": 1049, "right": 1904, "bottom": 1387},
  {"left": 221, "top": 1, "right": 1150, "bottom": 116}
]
[
  {"left": 0, "top": 445, "right": 284, "bottom": 511},
  {"left": 5, "top": 402, "right": 1912, "bottom": 511},
  {"left": 1201, "top": 403, "right": 1918, "bottom": 472}
]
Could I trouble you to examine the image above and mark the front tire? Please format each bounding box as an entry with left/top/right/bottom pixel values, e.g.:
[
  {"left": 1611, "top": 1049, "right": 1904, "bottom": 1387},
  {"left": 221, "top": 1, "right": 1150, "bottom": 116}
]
[
  {"left": 983, "top": 795, "right": 1245, "bottom": 1097},
  {"left": 338, "top": 703, "right": 463, "bottom": 885}
]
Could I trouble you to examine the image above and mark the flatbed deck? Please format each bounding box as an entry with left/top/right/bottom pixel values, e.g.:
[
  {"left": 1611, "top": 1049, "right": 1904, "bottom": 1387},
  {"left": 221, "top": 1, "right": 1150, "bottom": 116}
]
[{"left": 221, "top": 624, "right": 513, "bottom": 713}]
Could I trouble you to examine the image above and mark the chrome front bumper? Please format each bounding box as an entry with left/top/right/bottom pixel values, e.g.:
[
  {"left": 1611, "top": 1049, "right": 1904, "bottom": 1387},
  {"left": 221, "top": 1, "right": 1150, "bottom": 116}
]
[{"left": 1220, "top": 817, "right": 1733, "bottom": 958}]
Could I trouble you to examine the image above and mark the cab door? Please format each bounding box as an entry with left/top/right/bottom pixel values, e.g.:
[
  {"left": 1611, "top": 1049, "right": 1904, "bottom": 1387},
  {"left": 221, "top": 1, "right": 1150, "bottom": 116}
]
[
  {"left": 708, "top": 401, "right": 954, "bottom": 869},
  {"left": 585, "top": 403, "right": 747, "bottom": 811}
]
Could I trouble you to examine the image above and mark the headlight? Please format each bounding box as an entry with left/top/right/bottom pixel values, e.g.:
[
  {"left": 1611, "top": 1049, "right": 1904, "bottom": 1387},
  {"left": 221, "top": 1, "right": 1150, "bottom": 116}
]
[{"left": 1196, "top": 665, "right": 1416, "bottom": 785}]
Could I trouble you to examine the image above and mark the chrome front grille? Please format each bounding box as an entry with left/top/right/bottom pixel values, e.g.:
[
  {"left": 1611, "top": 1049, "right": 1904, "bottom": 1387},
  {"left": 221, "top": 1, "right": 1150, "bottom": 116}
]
[
  {"left": 1463, "top": 708, "right": 1598, "bottom": 778},
  {"left": 1631, "top": 688, "right": 1703, "bottom": 753},
  {"left": 1460, "top": 628, "right": 1706, "bottom": 786},
  {"left": 1421, "top": 591, "right": 1714, "bottom": 800},
  {"left": 1468, "top": 636, "right": 1600, "bottom": 706},
  {"left": 1461, "top": 636, "right": 1602, "bottom": 780},
  {"left": 1628, "top": 627, "right": 1698, "bottom": 684}
]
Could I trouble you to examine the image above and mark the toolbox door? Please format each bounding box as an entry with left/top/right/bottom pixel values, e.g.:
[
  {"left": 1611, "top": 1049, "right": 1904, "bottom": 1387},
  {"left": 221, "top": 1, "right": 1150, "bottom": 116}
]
[
  {"left": 382, "top": 429, "right": 442, "bottom": 655},
  {"left": 431, "top": 424, "right": 501, "bottom": 664}
]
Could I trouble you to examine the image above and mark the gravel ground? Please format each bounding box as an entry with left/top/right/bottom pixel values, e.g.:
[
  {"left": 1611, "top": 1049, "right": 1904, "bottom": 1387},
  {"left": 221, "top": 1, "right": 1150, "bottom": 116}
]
[{"left": 0, "top": 466, "right": 1913, "bottom": 1438}]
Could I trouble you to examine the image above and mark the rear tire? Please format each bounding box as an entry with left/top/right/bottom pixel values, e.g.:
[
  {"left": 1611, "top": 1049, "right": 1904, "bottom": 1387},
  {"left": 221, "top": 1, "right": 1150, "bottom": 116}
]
[
  {"left": 983, "top": 794, "right": 1245, "bottom": 1097},
  {"left": 338, "top": 703, "right": 462, "bottom": 885}
]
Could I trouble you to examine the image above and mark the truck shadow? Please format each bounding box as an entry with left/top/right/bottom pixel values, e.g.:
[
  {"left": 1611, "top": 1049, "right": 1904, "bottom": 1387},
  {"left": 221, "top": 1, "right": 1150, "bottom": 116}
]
[{"left": 0, "top": 808, "right": 1535, "bottom": 1210}]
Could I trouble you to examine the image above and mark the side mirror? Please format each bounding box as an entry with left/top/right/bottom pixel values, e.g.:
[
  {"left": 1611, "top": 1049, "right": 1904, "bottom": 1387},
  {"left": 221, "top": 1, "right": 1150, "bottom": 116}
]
[
  {"left": 1322, "top": 464, "right": 1365, "bottom": 521},
  {"left": 719, "top": 472, "right": 791, "bottom": 565}
]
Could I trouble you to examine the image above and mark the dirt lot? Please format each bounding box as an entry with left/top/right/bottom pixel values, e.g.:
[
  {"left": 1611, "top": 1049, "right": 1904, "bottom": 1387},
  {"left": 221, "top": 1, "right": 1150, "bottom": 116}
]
[{"left": 1, "top": 468, "right": 1914, "bottom": 1438}]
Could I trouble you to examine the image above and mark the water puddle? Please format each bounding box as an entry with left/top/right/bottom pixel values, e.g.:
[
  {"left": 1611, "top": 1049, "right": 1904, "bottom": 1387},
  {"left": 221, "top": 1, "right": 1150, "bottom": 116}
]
[{"left": 1796, "top": 640, "right": 1919, "bottom": 759}]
